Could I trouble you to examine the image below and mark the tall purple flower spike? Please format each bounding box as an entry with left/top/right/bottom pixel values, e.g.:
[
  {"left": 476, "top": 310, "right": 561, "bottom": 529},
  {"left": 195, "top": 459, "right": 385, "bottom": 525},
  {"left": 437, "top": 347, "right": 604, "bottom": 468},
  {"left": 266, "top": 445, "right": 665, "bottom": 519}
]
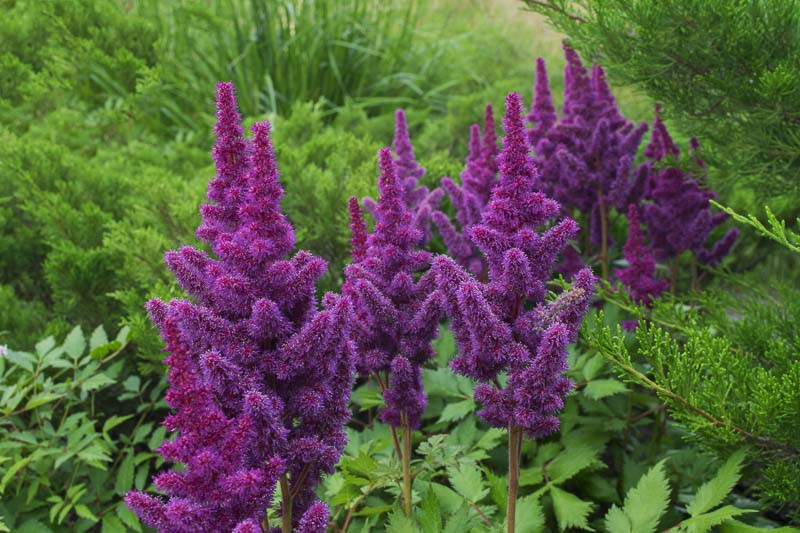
[
  {"left": 642, "top": 109, "right": 739, "bottom": 265},
  {"left": 433, "top": 92, "right": 597, "bottom": 439},
  {"left": 433, "top": 104, "right": 500, "bottom": 277},
  {"left": 363, "top": 109, "right": 443, "bottom": 244},
  {"left": 126, "top": 82, "right": 354, "bottom": 533},
  {"left": 527, "top": 46, "right": 650, "bottom": 249},
  {"left": 344, "top": 148, "right": 444, "bottom": 429},
  {"left": 615, "top": 204, "right": 668, "bottom": 305}
]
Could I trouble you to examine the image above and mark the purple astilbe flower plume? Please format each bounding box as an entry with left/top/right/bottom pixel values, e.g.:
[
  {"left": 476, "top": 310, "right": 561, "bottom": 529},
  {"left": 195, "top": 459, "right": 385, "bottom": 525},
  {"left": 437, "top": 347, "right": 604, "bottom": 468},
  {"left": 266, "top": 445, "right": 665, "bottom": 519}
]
[
  {"left": 126, "top": 82, "right": 354, "bottom": 533},
  {"left": 642, "top": 109, "right": 739, "bottom": 266},
  {"left": 432, "top": 92, "right": 597, "bottom": 439},
  {"left": 526, "top": 45, "right": 650, "bottom": 277},
  {"left": 615, "top": 204, "right": 668, "bottom": 305},
  {"left": 363, "top": 110, "right": 443, "bottom": 244},
  {"left": 345, "top": 148, "right": 444, "bottom": 429},
  {"left": 433, "top": 104, "right": 500, "bottom": 276}
]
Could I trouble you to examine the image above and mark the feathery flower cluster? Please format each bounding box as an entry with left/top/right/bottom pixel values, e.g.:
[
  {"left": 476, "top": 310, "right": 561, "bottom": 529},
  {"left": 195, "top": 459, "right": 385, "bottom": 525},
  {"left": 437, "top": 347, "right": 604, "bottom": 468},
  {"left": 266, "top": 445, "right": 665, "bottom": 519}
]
[
  {"left": 126, "top": 82, "right": 354, "bottom": 533},
  {"left": 363, "top": 110, "right": 443, "bottom": 244},
  {"left": 642, "top": 110, "right": 739, "bottom": 265},
  {"left": 615, "top": 204, "right": 668, "bottom": 305},
  {"left": 433, "top": 92, "right": 596, "bottom": 439},
  {"left": 527, "top": 45, "right": 650, "bottom": 248},
  {"left": 433, "top": 105, "right": 500, "bottom": 277},
  {"left": 345, "top": 148, "right": 444, "bottom": 429}
]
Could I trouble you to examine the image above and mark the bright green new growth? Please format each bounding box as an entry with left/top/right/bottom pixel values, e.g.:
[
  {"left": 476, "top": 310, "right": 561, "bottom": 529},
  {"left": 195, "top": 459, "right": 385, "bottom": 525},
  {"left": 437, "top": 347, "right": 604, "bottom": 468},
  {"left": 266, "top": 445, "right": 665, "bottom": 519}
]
[{"left": 524, "top": 0, "right": 800, "bottom": 197}]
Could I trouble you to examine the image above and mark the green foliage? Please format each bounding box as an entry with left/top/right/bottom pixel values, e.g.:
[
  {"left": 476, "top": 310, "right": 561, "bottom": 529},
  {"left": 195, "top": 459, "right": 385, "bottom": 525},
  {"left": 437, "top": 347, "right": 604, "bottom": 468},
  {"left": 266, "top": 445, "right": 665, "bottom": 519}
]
[
  {"left": 0, "top": 326, "right": 164, "bottom": 532},
  {"left": 523, "top": 0, "right": 800, "bottom": 197},
  {"left": 589, "top": 274, "right": 800, "bottom": 517}
]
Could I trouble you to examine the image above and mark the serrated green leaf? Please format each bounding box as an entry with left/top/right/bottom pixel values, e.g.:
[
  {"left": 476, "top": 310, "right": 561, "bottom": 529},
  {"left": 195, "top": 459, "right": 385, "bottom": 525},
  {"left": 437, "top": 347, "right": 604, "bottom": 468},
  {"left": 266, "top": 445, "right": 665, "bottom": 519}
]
[
  {"left": 582, "top": 354, "right": 605, "bottom": 380},
  {"left": 81, "top": 373, "right": 115, "bottom": 393},
  {"left": 351, "top": 386, "right": 384, "bottom": 410},
  {"left": 101, "top": 514, "right": 126, "bottom": 533},
  {"left": 550, "top": 486, "right": 595, "bottom": 531},
  {"left": 513, "top": 494, "right": 546, "bottom": 533},
  {"left": 89, "top": 326, "right": 109, "bottom": 351},
  {"left": 24, "top": 392, "right": 62, "bottom": 410},
  {"left": 90, "top": 341, "right": 121, "bottom": 360},
  {"left": 546, "top": 442, "right": 603, "bottom": 484},
  {"left": 447, "top": 463, "right": 488, "bottom": 503},
  {"left": 604, "top": 504, "right": 632, "bottom": 533},
  {"left": 35, "top": 337, "right": 56, "bottom": 357},
  {"left": 583, "top": 379, "right": 628, "bottom": 400},
  {"left": 75, "top": 504, "right": 99, "bottom": 522},
  {"left": 474, "top": 428, "right": 504, "bottom": 451},
  {"left": 0, "top": 455, "right": 33, "bottom": 493},
  {"left": 103, "top": 415, "right": 134, "bottom": 436},
  {"left": 62, "top": 326, "right": 86, "bottom": 358},
  {"left": 5, "top": 350, "right": 35, "bottom": 372},
  {"left": 386, "top": 508, "right": 419, "bottom": 533},
  {"left": 116, "top": 501, "right": 143, "bottom": 532},
  {"left": 443, "top": 504, "right": 472, "bottom": 533},
  {"left": 438, "top": 399, "right": 474, "bottom": 424},
  {"left": 418, "top": 487, "right": 442, "bottom": 533},
  {"left": 686, "top": 449, "right": 746, "bottom": 517},
  {"left": 115, "top": 453, "right": 135, "bottom": 495},
  {"left": 682, "top": 505, "right": 753, "bottom": 533},
  {"left": 621, "top": 460, "right": 670, "bottom": 533}
]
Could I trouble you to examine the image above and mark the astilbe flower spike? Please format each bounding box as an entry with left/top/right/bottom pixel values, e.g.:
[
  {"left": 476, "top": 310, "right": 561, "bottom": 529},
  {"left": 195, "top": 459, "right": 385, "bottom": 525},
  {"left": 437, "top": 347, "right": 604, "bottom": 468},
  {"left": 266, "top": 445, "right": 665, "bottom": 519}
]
[
  {"left": 432, "top": 92, "right": 597, "bottom": 532},
  {"left": 433, "top": 105, "right": 500, "bottom": 277},
  {"left": 344, "top": 147, "right": 445, "bottom": 515},
  {"left": 615, "top": 204, "right": 668, "bottom": 305},
  {"left": 126, "top": 82, "right": 355, "bottom": 533},
  {"left": 642, "top": 108, "right": 739, "bottom": 274},
  {"left": 363, "top": 109, "right": 443, "bottom": 244},
  {"left": 527, "top": 46, "right": 651, "bottom": 278}
]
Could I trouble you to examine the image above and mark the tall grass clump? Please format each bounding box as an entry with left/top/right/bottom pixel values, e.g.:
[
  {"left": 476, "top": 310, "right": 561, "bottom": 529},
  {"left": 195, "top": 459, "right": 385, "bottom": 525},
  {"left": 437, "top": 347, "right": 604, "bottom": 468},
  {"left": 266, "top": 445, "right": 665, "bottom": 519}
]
[{"left": 128, "top": 0, "right": 471, "bottom": 134}]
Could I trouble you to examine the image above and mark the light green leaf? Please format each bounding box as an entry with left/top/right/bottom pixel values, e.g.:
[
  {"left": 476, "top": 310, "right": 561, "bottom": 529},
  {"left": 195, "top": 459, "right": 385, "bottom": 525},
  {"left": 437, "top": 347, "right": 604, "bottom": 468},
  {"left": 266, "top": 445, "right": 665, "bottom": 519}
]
[
  {"left": 583, "top": 379, "right": 628, "bottom": 400},
  {"left": 35, "top": 337, "right": 56, "bottom": 357},
  {"left": 386, "top": 508, "right": 419, "bottom": 533},
  {"left": 75, "top": 504, "right": 99, "bottom": 522},
  {"left": 681, "top": 505, "right": 753, "bottom": 533},
  {"left": 447, "top": 463, "right": 488, "bottom": 503},
  {"left": 418, "top": 487, "right": 442, "bottom": 533},
  {"left": 89, "top": 326, "right": 109, "bottom": 351},
  {"left": 5, "top": 350, "right": 36, "bottom": 372},
  {"left": 508, "top": 494, "right": 545, "bottom": 533},
  {"left": 81, "top": 373, "right": 115, "bottom": 393},
  {"left": 582, "top": 354, "right": 605, "bottom": 380},
  {"left": 115, "top": 453, "right": 135, "bottom": 495},
  {"left": 686, "top": 449, "right": 746, "bottom": 516},
  {"left": 115, "top": 325, "right": 130, "bottom": 344},
  {"left": 550, "top": 486, "right": 595, "bottom": 531},
  {"left": 62, "top": 326, "right": 86, "bottom": 358},
  {"left": 102, "top": 414, "right": 134, "bottom": 436},
  {"left": 604, "top": 504, "right": 632, "bottom": 533},
  {"left": 0, "top": 455, "right": 33, "bottom": 493},
  {"left": 24, "top": 392, "right": 62, "bottom": 410},
  {"left": 546, "top": 443, "right": 603, "bottom": 484},
  {"left": 101, "top": 514, "right": 126, "bottom": 533},
  {"left": 474, "top": 428, "right": 505, "bottom": 451},
  {"left": 620, "top": 460, "right": 670, "bottom": 533},
  {"left": 442, "top": 504, "right": 472, "bottom": 533},
  {"left": 116, "top": 501, "right": 143, "bottom": 532},
  {"left": 438, "top": 399, "right": 474, "bottom": 423}
]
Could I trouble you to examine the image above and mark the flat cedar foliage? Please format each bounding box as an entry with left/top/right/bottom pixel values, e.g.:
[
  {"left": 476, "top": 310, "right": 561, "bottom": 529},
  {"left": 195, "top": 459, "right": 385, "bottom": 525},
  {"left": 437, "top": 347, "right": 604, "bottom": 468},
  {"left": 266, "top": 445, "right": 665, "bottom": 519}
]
[{"left": 0, "top": 0, "right": 798, "bottom": 532}]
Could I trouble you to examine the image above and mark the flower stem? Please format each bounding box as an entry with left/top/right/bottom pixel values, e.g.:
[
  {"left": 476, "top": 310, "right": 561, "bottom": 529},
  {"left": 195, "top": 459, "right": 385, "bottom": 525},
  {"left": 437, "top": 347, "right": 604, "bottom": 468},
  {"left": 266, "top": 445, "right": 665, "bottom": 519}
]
[
  {"left": 401, "top": 419, "right": 413, "bottom": 516},
  {"left": 280, "top": 474, "right": 292, "bottom": 533},
  {"left": 507, "top": 425, "right": 522, "bottom": 533}
]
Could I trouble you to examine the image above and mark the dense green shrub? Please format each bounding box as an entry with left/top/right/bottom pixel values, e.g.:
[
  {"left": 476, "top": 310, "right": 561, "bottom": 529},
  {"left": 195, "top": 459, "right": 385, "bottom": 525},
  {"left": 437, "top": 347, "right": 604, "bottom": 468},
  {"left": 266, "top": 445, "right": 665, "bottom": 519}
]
[{"left": 522, "top": 0, "right": 800, "bottom": 198}]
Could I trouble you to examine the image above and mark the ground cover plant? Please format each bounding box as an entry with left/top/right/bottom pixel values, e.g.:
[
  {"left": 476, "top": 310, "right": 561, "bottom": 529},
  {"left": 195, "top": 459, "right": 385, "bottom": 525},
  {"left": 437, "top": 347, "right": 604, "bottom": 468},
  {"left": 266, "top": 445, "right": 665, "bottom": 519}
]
[{"left": 1, "top": 0, "right": 799, "bottom": 532}]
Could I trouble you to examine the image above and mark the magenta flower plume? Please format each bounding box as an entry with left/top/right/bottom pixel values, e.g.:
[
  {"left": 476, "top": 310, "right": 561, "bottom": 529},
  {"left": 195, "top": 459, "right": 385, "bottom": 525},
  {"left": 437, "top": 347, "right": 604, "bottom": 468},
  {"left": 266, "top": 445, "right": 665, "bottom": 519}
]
[
  {"left": 433, "top": 92, "right": 597, "bottom": 439},
  {"left": 615, "top": 204, "right": 668, "bottom": 305},
  {"left": 126, "top": 82, "right": 355, "bottom": 532},
  {"left": 345, "top": 148, "right": 444, "bottom": 429},
  {"left": 642, "top": 110, "right": 739, "bottom": 265},
  {"left": 526, "top": 44, "right": 650, "bottom": 250},
  {"left": 363, "top": 109, "right": 443, "bottom": 244},
  {"left": 433, "top": 104, "right": 500, "bottom": 276}
]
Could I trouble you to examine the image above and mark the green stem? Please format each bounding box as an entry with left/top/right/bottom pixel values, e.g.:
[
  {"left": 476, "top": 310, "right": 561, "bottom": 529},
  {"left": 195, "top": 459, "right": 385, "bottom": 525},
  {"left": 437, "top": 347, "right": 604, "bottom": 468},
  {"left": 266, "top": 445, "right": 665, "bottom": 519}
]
[
  {"left": 507, "top": 425, "right": 522, "bottom": 533},
  {"left": 401, "top": 419, "right": 413, "bottom": 516},
  {"left": 280, "top": 474, "right": 292, "bottom": 533}
]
